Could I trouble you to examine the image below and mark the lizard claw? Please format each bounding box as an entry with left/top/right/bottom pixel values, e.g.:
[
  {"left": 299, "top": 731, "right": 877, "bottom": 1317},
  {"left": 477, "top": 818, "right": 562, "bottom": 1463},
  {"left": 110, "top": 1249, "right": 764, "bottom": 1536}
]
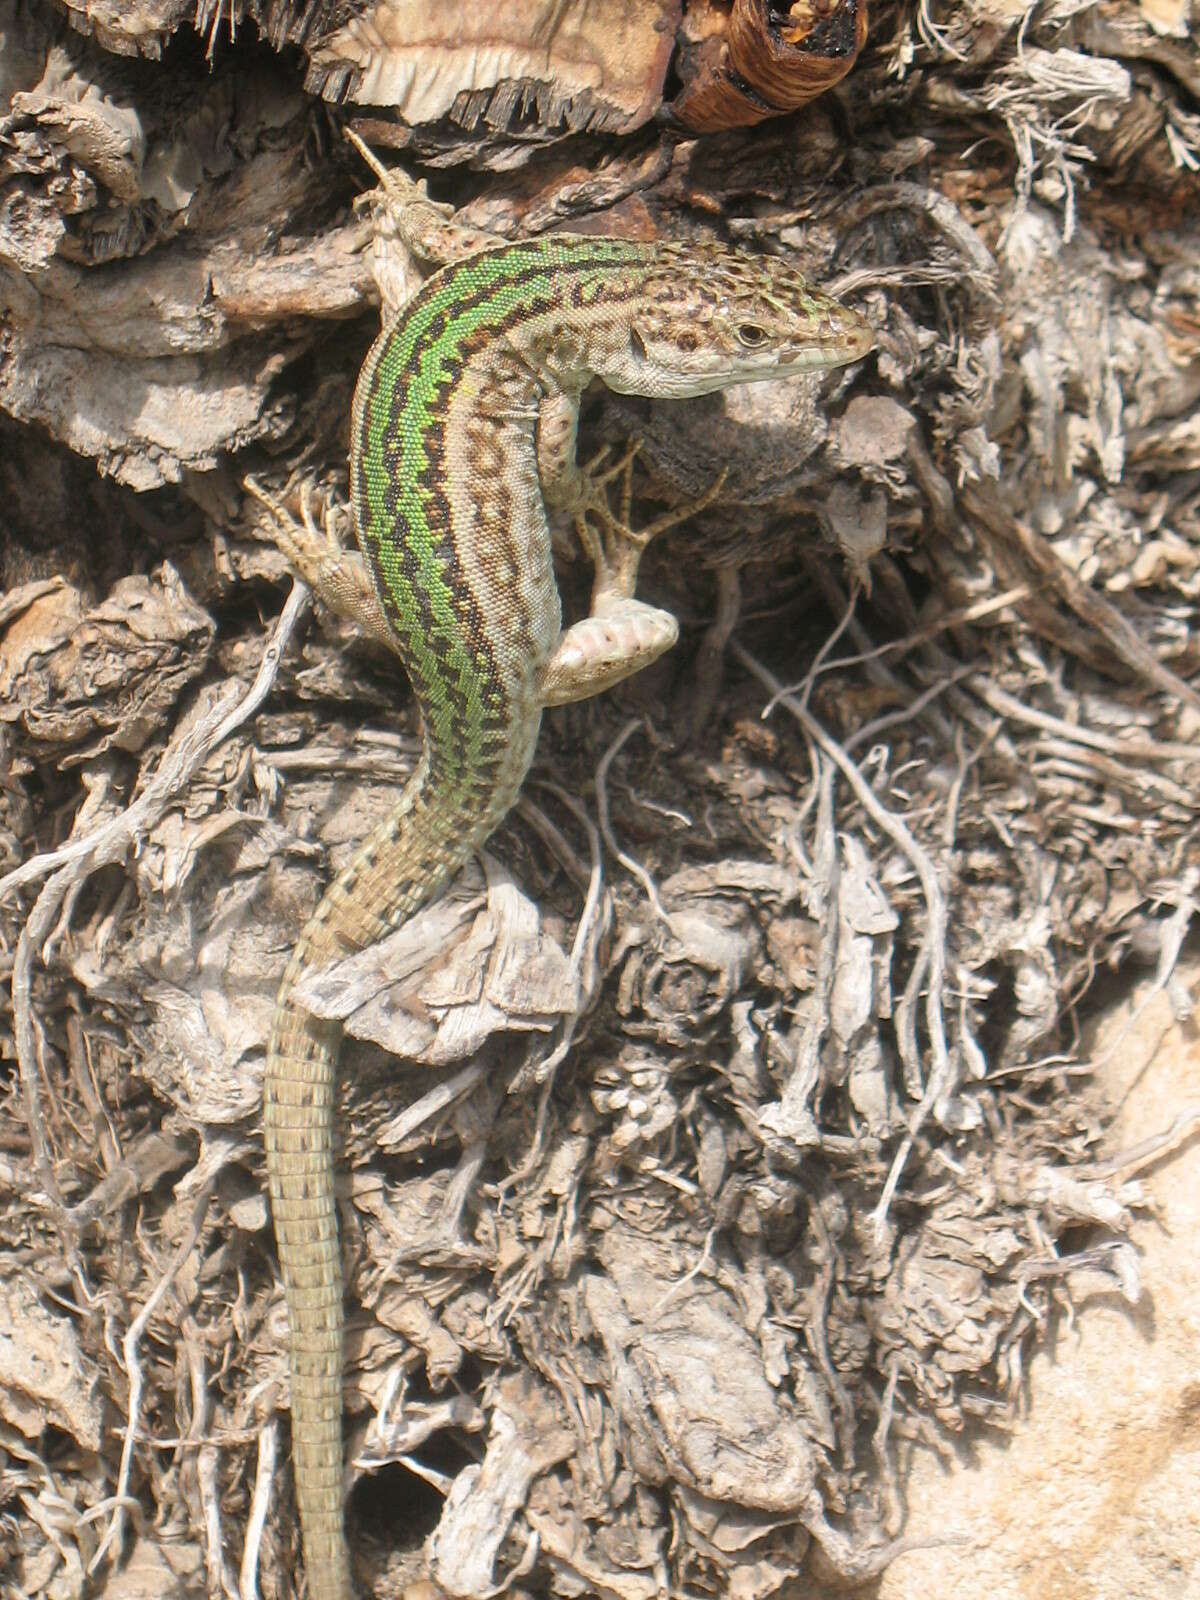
[{"left": 571, "top": 439, "right": 728, "bottom": 604}]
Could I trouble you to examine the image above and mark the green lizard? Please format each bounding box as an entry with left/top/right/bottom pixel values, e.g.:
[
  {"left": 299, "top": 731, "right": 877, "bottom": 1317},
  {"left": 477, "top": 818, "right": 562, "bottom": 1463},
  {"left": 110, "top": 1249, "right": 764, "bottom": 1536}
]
[{"left": 257, "top": 145, "right": 873, "bottom": 1600}]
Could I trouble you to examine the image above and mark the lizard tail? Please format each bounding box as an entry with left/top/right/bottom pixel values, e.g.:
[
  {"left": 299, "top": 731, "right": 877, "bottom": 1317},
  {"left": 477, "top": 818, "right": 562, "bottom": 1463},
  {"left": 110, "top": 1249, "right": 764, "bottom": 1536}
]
[
  {"left": 263, "top": 766, "right": 481, "bottom": 1600},
  {"left": 264, "top": 938, "right": 352, "bottom": 1600}
]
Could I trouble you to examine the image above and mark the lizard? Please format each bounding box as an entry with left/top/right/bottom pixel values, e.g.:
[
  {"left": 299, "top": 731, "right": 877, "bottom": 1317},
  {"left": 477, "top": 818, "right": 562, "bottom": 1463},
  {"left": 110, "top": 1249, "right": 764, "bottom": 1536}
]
[{"left": 255, "top": 140, "right": 874, "bottom": 1600}]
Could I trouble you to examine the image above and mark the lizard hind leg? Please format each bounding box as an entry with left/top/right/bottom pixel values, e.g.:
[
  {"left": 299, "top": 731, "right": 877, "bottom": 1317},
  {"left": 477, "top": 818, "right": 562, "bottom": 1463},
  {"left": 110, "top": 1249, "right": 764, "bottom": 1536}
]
[{"left": 245, "top": 475, "right": 401, "bottom": 655}]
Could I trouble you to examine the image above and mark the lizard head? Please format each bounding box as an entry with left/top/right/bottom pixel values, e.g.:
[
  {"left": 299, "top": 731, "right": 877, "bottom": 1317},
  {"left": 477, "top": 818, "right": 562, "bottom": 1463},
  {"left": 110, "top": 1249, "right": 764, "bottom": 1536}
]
[{"left": 595, "top": 238, "right": 873, "bottom": 400}]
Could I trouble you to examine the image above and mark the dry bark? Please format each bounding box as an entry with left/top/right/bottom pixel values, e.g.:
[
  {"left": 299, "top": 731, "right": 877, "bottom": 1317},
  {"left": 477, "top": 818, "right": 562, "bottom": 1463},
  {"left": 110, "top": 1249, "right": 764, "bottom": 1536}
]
[{"left": 1, "top": 3, "right": 1198, "bottom": 1598}]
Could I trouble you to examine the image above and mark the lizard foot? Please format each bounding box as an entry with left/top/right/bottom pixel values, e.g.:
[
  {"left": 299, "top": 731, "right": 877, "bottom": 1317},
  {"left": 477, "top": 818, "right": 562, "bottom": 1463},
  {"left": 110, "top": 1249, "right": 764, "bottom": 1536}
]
[
  {"left": 344, "top": 125, "right": 504, "bottom": 269},
  {"left": 572, "top": 439, "right": 729, "bottom": 605},
  {"left": 538, "top": 444, "right": 727, "bottom": 707},
  {"left": 244, "top": 475, "right": 399, "bottom": 652}
]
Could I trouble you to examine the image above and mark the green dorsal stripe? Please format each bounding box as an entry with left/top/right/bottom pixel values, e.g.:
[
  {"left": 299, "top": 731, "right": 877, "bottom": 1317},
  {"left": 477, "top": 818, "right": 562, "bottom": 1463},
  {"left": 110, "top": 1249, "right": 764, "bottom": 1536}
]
[{"left": 352, "top": 239, "right": 648, "bottom": 792}]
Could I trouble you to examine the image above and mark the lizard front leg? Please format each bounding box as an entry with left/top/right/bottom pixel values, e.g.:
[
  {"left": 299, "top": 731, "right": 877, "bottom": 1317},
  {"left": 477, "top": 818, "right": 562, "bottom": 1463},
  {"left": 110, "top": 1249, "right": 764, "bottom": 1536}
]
[
  {"left": 345, "top": 127, "right": 506, "bottom": 322},
  {"left": 536, "top": 392, "right": 726, "bottom": 708}
]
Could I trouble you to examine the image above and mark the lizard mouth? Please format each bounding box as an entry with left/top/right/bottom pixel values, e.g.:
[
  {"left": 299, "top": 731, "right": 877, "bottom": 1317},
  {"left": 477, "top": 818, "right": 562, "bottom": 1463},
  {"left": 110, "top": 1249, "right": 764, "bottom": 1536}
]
[{"left": 813, "top": 306, "right": 875, "bottom": 366}]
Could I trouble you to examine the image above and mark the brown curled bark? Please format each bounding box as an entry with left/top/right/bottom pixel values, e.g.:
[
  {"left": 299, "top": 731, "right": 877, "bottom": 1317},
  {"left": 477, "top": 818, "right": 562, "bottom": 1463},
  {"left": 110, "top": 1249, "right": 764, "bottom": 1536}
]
[{"left": 671, "top": 0, "right": 869, "bottom": 132}]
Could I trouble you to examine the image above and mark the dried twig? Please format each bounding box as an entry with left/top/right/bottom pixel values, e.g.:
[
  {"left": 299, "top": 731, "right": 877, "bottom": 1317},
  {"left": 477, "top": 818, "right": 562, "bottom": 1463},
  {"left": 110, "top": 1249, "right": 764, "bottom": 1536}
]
[{"left": 733, "top": 641, "right": 953, "bottom": 1236}]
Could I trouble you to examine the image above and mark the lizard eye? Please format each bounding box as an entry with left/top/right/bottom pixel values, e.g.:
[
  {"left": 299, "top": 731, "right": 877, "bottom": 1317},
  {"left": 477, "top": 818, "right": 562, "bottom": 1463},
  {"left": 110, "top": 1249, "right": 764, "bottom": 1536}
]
[{"left": 736, "top": 322, "right": 768, "bottom": 349}]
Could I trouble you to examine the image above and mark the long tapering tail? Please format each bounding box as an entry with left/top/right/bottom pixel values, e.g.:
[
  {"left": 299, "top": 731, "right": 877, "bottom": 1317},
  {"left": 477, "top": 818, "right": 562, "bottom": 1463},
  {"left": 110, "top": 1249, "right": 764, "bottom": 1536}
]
[
  {"left": 264, "top": 769, "right": 479, "bottom": 1599},
  {"left": 262, "top": 743, "right": 539, "bottom": 1598}
]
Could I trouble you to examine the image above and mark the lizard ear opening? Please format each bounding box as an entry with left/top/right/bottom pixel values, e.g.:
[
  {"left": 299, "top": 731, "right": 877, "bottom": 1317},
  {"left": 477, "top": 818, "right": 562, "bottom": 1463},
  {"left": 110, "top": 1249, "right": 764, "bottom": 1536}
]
[{"left": 629, "top": 324, "right": 648, "bottom": 361}]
